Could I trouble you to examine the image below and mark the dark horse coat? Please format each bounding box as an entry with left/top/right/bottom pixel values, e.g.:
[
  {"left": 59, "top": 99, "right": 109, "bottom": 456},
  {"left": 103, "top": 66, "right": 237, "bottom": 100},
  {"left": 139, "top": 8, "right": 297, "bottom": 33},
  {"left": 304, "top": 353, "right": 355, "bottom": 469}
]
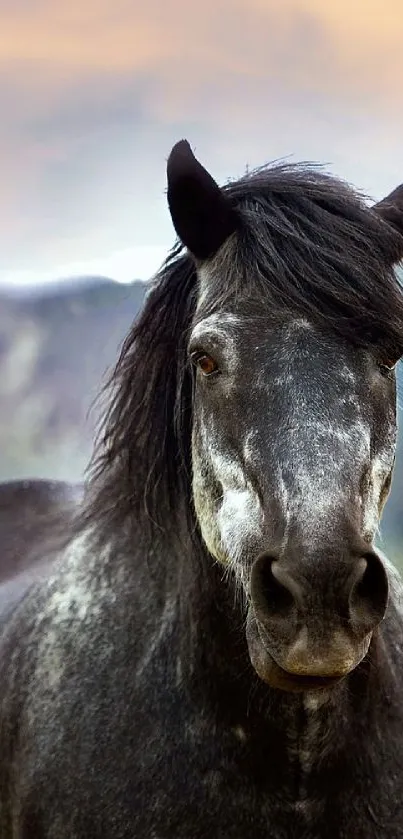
[{"left": 1, "top": 141, "right": 403, "bottom": 838}]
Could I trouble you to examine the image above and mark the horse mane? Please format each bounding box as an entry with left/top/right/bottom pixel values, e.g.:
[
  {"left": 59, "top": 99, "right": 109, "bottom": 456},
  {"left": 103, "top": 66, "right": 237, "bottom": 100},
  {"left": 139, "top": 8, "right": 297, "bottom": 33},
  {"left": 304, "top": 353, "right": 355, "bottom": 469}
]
[
  {"left": 79, "top": 161, "right": 403, "bottom": 540},
  {"left": 79, "top": 245, "right": 198, "bottom": 540}
]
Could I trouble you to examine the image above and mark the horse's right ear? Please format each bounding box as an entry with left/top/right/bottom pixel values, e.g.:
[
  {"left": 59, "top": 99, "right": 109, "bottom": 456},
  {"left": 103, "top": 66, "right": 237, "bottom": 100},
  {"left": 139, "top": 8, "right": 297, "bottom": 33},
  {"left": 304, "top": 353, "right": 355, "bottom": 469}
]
[
  {"left": 373, "top": 184, "right": 403, "bottom": 262},
  {"left": 167, "top": 140, "right": 238, "bottom": 261}
]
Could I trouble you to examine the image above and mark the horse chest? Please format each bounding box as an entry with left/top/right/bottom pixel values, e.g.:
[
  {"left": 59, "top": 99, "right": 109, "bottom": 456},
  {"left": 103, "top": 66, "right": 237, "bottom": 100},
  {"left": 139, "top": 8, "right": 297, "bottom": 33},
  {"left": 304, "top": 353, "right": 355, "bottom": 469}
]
[
  {"left": 4, "top": 677, "right": 403, "bottom": 839},
  {"left": 3, "top": 578, "right": 403, "bottom": 839}
]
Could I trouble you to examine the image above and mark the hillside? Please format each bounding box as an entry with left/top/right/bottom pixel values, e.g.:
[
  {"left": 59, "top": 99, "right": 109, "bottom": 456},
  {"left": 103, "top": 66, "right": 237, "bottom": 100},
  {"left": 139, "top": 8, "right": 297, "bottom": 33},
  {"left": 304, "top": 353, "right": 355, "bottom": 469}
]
[{"left": 0, "top": 277, "right": 147, "bottom": 481}]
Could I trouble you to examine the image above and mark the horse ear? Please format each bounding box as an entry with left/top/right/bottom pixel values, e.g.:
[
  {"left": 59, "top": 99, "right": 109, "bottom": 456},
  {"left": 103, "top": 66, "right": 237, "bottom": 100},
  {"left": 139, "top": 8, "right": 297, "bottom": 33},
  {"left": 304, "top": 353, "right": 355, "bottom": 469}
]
[
  {"left": 167, "top": 140, "right": 238, "bottom": 260},
  {"left": 373, "top": 184, "right": 403, "bottom": 261}
]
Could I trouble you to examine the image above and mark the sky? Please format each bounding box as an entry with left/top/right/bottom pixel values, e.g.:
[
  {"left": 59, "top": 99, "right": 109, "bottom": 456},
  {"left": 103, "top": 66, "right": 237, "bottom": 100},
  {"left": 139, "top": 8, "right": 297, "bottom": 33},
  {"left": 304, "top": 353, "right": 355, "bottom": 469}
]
[{"left": 0, "top": 0, "right": 402, "bottom": 288}]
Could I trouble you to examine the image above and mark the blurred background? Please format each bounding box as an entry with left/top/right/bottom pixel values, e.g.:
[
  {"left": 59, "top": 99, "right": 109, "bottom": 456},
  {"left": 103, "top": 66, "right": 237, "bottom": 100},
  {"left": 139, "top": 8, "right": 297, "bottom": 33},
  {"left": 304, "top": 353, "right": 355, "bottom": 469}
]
[{"left": 0, "top": 0, "right": 402, "bottom": 566}]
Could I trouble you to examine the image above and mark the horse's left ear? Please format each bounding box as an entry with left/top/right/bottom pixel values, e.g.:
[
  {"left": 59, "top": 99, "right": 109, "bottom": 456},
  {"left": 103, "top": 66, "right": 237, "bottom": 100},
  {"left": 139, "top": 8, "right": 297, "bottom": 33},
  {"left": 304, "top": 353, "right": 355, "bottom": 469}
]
[
  {"left": 373, "top": 184, "right": 403, "bottom": 261},
  {"left": 167, "top": 140, "right": 238, "bottom": 260}
]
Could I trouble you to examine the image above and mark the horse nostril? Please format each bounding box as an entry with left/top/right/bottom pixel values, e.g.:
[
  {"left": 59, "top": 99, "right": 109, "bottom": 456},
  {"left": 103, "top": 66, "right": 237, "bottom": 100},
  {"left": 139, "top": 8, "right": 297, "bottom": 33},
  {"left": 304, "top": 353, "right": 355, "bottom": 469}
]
[
  {"left": 348, "top": 552, "right": 389, "bottom": 634},
  {"left": 250, "top": 554, "right": 297, "bottom": 625}
]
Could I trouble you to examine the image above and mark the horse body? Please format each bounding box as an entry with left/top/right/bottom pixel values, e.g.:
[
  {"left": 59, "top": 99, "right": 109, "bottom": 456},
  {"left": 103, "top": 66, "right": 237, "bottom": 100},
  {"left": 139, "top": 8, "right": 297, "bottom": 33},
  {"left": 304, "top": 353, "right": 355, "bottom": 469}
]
[{"left": 1, "top": 141, "right": 403, "bottom": 837}]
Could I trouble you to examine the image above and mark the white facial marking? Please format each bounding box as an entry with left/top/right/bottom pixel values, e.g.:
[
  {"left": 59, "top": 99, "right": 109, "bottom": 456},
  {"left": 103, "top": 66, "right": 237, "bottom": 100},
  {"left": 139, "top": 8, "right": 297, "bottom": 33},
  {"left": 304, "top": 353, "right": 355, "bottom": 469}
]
[
  {"left": 191, "top": 311, "right": 243, "bottom": 337},
  {"left": 217, "top": 486, "right": 261, "bottom": 567},
  {"left": 192, "top": 430, "right": 263, "bottom": 568},
  {"left": 363, "top": 450, "right": 394, "bottom": 541},
  {"left": 272, "top": 415, "right": 370, "bottom": 543}
]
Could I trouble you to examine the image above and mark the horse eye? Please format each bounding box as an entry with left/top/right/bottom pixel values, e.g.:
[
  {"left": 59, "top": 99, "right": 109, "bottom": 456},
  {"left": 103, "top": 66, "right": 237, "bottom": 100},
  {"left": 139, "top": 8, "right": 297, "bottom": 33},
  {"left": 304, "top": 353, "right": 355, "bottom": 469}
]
[{"left": 191, "top": 352, "right": 219, "bottom": 376}]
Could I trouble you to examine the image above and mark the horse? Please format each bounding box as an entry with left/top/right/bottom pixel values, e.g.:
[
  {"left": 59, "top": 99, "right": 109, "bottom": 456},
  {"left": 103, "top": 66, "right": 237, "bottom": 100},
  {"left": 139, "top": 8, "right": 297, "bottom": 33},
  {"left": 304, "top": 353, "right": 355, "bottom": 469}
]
[{"left": 1, "top": 139, "right": 403, "bottom": 838}]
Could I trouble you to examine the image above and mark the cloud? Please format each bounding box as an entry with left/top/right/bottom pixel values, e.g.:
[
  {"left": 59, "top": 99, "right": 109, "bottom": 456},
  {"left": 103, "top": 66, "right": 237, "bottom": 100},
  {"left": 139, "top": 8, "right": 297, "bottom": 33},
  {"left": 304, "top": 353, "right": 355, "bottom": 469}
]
[
  {"left": 0, "top": 0, "right": 402, "bottom": 282},
  {"left": 1, "top": 0, "right": 401, "bottom": 99}
]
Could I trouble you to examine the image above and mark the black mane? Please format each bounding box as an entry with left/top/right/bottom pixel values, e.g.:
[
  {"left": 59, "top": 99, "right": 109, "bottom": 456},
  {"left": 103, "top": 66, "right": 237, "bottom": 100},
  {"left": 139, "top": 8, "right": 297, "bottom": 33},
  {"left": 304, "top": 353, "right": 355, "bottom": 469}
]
[
  {"left": 81, "top": 161, "right": 403, "bottom": 538},
  {"left": 217, "top": 162, "right": 403, "bottom": 352}
]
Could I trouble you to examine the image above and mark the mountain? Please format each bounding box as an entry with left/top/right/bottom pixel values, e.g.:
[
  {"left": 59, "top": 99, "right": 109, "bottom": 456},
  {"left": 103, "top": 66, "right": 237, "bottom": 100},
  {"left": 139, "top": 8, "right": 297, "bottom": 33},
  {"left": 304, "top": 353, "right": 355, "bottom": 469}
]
[
  {"left": 0, "top": 277, "right": 147, "bottom": 482},
  {"left": 0, "top": 273, "right": 402, "bottom": 565}
]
